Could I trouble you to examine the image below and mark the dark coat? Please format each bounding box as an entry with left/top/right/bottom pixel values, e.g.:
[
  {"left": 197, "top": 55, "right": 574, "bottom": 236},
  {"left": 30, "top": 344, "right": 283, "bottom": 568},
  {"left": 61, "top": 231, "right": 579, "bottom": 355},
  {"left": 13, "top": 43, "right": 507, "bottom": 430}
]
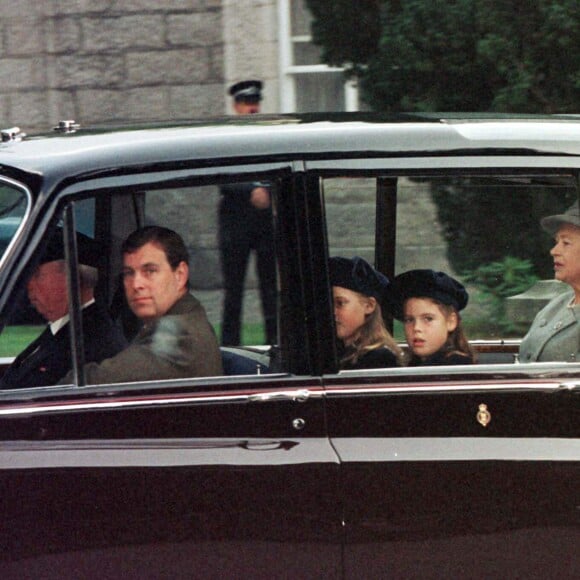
[
  {"left": 0, "top": 302, "right": 127, "bottom": 389},
  {"left": 219, "top": 182, "right": 271, "bottom": 215},
  {"left": 340, "top": 345, "right": 400, "bottom": 370},
  {"left": 74, "top": 293, "right": 223, "bottom": 385},
  {"left": 409, "top": 350, "right": 474, "bottom": 366},
  {"left": 218, "top": 182, "right": 274, "bottom": 241}
]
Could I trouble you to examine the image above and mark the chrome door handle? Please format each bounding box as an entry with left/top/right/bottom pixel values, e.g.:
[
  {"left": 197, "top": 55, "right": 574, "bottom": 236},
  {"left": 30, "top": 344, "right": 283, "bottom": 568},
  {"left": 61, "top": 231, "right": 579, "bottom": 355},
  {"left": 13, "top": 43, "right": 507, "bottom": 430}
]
[
  {"left": 249, "top": 389, "right": 310, "bottom": 403},
  {"left": 555, "top": 382, "right": 580, "bottom": 392}
]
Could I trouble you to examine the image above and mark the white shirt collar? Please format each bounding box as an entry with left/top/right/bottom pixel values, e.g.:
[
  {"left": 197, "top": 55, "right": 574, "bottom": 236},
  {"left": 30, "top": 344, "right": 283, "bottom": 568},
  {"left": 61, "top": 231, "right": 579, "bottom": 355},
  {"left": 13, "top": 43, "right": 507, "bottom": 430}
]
[{"left": 49, "top": 298, "right": 95, "bottom": 335}]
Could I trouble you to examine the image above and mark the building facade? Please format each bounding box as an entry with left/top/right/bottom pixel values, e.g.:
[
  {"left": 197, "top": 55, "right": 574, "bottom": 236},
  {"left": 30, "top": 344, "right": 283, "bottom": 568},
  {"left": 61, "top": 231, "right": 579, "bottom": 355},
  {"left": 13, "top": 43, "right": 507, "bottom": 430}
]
[
  {"left": 0, "top": 0, "right": 357, "bottom": 133},
  {"left": 0, "top": 1, "right": 455, "bottom": 337}
]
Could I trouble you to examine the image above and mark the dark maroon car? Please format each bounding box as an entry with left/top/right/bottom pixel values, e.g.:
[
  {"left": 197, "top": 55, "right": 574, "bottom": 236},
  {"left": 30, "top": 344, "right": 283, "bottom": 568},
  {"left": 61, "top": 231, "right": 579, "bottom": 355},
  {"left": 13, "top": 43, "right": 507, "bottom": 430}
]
[{"left": 0, "top": 114, "right": 578, "bottom": 578}]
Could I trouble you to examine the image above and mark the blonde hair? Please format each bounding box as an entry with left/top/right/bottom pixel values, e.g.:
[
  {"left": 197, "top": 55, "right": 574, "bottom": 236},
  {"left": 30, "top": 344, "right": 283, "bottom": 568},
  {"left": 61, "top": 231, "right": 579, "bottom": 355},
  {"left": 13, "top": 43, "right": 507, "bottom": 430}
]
[{"left": 340, "top": 299, "right": 404, "bottom": 367}]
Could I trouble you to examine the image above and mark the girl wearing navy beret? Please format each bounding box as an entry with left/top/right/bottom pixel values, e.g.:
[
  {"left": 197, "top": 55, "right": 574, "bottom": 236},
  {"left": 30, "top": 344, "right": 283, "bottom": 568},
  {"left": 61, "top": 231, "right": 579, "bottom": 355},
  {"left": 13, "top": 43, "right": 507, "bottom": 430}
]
[
  {"left": 329, "top": 257, "right": 403, "bottom": 370},
  {"left": 390, "top": 269, "right": 475, "bottom": 366}
]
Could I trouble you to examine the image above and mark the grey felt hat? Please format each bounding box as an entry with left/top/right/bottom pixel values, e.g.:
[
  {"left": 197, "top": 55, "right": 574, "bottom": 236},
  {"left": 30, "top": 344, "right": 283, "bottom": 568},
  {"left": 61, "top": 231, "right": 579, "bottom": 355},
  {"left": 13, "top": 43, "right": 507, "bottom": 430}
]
[{"left": 540, "top": 201, "right": 580, "bottom": 235}]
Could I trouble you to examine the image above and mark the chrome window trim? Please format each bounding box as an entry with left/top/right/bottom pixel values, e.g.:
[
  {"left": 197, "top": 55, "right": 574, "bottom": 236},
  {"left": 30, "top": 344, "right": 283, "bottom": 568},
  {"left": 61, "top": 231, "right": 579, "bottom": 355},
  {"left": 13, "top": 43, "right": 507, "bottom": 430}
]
[
  {"left": 324, "top": 362, "right": 580, "bottom": 395},
  {"left": 307, "top": 156, "right": 580, "bottom": 171},
  {"left": 328, "top": 361, "right": 580, "bottom": 379},
  {"left": 0, "top": 371, "right": 294, "bottom": 398},
  {"left": 332, "top": 437, "right": 580, "bottom": 462},
  {"left": 0, "top": 437, "right": 337, "bottom": 468},
  {"left": 0, "top": 380, "right": 323, "bottom": 417},
  {"left": 58, "top": 162, "right": 295, "bottom": 198},
  {"left": 323, "top": 381, "right": 576, "bottom": 397}
]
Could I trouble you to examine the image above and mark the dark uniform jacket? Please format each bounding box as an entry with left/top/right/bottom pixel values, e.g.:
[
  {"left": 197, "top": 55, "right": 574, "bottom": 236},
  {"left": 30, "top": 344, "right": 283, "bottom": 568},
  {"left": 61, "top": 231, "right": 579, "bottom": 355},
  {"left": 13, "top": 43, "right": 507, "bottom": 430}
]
[
  {"left": 0, "top": 302, "right": 127, "bottom": 389},
  {"left": 70, "top": 293, "right": 223, "bottom": 385},
  {"left": 519, "top": 290, "right": 579, "bottom": 363}
]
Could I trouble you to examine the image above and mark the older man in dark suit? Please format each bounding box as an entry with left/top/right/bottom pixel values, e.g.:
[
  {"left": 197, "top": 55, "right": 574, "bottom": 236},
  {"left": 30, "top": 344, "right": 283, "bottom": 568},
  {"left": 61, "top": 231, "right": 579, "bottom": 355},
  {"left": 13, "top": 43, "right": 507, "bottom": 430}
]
[{"left": 0, "top": 232, "right": 127, "bottom": 389}]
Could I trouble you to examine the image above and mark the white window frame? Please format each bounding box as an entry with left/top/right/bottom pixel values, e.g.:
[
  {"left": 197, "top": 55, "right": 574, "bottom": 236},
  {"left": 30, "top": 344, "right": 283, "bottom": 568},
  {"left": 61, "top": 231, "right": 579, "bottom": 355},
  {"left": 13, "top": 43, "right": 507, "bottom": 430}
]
[{"left": 277, "top": 0, "right": 359, "bottom": 113}]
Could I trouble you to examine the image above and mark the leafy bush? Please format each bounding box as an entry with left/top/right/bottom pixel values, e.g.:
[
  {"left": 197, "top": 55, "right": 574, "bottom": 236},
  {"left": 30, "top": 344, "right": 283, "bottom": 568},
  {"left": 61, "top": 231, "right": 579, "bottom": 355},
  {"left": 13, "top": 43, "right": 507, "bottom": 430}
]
[
  {"left": 464, "top": 257, "right": 539, "bottom": 333},
  {"left": 430, "top": 178, "right": 571, "bottom": 278}
]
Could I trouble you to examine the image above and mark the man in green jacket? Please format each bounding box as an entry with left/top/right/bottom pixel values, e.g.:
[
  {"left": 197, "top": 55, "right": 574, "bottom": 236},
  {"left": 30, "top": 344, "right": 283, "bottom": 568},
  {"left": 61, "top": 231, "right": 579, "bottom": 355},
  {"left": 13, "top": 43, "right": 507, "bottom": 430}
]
[{"left": 62, "top": 226, "right": 222, "bottom": 385}]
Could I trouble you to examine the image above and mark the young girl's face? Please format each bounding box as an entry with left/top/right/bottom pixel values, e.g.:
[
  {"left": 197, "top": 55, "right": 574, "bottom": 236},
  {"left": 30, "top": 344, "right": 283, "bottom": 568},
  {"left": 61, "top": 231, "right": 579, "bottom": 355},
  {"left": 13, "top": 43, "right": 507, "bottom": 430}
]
[
  {"left": 403, "top": 297, "right": 457, "bottom": 360},
  {"left": 333, "top": 286, "right": 375, "bottom": 345}
]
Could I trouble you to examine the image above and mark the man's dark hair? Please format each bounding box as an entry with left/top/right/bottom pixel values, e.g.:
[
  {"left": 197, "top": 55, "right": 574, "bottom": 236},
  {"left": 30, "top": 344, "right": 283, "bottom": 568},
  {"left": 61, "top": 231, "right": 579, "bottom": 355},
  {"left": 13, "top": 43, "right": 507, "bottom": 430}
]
[{"left": 122, "top": 226, "right": 189, "bottom": 270}]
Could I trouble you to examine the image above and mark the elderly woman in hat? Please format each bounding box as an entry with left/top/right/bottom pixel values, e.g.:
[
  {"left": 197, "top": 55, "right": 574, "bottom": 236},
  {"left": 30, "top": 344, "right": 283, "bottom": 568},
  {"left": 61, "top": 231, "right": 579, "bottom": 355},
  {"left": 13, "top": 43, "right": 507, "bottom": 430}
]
[
  {"left": 519, "top": 201, "right": 580, "bottom": 362},
  {"left": 390, "top": 269, "right": 475, "bottom": 366},
  {"left": 329, "top": 256, "right": 403, "bottom": 370}
]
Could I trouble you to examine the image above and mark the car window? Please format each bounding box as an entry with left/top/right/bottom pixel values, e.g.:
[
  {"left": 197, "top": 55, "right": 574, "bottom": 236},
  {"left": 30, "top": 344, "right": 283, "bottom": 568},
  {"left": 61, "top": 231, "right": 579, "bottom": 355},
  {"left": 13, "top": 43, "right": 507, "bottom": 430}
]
[
  {"left": 0, "top": 199, "right": 97, "bottom": 360},
  {"left": 0, "top": 180, "right": 28, "bottom": 262},
  {"left": 0, "top": 176, "right": 284, "bottom": 390},
  {"left": 323, "top": 172, "right": 578, "bottom": 363},
  {"left": 142, "top": 182, "right": 279, "bottom": 348}
]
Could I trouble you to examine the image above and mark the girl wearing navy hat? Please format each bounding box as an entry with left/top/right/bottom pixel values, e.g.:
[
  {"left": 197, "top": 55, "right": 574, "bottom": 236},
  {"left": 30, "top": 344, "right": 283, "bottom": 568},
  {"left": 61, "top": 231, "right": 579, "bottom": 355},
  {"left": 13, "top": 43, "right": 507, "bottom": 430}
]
[
  {"left": 390, "top": 269, "right": 475, "bottom": 366},
  {"left": 329, "top": 257, "right": 403, "bottom": 370}
]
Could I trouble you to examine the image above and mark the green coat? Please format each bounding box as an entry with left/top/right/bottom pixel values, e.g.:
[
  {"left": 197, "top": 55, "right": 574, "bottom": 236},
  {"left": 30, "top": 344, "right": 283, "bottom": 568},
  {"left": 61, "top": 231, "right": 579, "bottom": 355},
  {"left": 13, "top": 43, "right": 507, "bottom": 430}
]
[
  {"left": 65, "top": 293, "right": 223, "bottom": 385},
  {"left": 519, "top": 290, "right": 579, "bottom": 363}
]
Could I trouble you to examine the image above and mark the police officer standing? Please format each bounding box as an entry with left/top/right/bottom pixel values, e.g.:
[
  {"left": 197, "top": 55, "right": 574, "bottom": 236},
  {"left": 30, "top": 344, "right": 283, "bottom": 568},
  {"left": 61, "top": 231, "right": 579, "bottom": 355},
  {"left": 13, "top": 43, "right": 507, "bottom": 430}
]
[{"left": 218, "top": 80, "right": 277, "bottom": 346}]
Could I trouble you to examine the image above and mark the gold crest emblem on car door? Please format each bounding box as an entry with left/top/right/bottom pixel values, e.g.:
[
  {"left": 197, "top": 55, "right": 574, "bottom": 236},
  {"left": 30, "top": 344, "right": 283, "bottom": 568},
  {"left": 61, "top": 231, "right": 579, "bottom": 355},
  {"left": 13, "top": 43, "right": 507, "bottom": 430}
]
[{"left": 477, "top": 403, "right": 491, "bottom": 427}]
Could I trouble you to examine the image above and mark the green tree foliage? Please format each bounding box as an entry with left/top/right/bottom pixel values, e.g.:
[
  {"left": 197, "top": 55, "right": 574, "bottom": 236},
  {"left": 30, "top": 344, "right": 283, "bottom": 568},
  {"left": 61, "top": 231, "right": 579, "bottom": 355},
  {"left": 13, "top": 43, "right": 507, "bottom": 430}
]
[
  {"left": 463, "top": 257, "right": 539, "bottom": 333},
  {"left": 306, "top": 0, "right": 579, "bottom": 282},
  {"left": 305, "top": 0, "right": 580, "bottom": 113},
  {"left": 429, "top": 177, "right": 576, "bottom": 277},
  {"left": 306, "top": 0, "right": 383, "bottom": 77}
]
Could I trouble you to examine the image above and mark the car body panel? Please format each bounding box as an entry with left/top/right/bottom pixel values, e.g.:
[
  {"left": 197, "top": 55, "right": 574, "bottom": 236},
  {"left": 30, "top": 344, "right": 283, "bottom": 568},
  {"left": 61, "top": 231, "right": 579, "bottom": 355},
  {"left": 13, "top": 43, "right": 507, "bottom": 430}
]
[
  {"left": 0, "top": 379, "right": 343, "bottom": 577},
  {"left": 0, "top": 113, "right": 578, "bottom": 577},
  {"left": 323, "top": 371, "right": 579, "bottom": 578}
]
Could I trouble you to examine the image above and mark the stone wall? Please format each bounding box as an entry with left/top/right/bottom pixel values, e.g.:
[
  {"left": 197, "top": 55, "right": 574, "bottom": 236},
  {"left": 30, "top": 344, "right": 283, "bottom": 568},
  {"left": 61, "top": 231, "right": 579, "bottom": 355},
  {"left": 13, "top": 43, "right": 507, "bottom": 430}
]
[
  {"left": 222, "top": 0, "right": 278, "bottom": 114},
  {"left": 147, "top": 178, "right": 452, "bottom": 288},
  {"left": 0, "top": 0, "right": 261, "bottom": 134},
  {"left": 324, "top": 177, "right": 452, "bottom": 274}
]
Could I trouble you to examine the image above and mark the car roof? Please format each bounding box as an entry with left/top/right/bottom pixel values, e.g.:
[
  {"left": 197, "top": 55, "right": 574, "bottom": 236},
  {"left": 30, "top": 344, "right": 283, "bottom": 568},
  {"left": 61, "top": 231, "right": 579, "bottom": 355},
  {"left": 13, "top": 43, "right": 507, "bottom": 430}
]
[{"left": 1, "top": 112, "right": 580, "bottom": 190}]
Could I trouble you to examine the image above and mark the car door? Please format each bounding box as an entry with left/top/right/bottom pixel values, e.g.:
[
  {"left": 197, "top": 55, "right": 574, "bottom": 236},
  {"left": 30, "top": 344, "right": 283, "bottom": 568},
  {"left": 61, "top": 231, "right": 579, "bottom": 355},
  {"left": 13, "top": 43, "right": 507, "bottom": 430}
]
[
  {"left": 312, "top": 159, "right": 580, "bottom": 578},
  {"left": 324, "top": 368, "right": 579, "bottom": 579},
  {"left": 0, "top": 164, "right": 342, "bottom": 578},
  {"left": 0, "top": 377, "right": 341, "bottom": 579}
]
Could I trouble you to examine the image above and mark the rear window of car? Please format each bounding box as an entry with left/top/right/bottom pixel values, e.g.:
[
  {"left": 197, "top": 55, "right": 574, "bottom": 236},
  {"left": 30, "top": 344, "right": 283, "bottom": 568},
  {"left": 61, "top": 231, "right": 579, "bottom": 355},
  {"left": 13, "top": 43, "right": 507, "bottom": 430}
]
[{"left": 323, "top": 172, "right": 577, "bottom": 347}]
